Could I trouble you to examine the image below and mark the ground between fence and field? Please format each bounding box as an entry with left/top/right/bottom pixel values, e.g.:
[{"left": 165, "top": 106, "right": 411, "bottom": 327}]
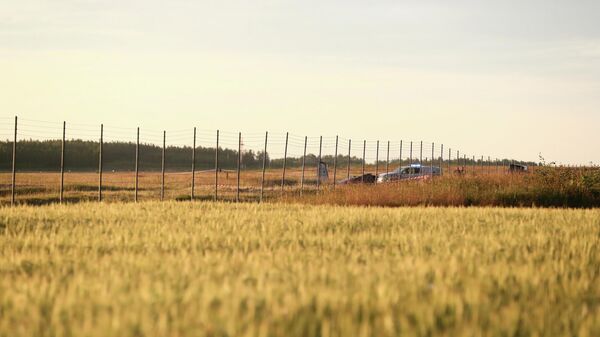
[{"left": 1, "top": 166, "right": 599, "bottom": 208}]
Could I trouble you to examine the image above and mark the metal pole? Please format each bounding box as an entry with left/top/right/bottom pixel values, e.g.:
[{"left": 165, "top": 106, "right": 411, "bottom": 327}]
[
  {"left": 457, "top": 150, "right": 460, "bottom": 173},
  {"left": 300, "top": 136, "right": 307, "bottom": 195},
  {"left": 191, "top": 127, "right": 196, "bottom": 201},
  {"left": 386, "top": 140, "right": 390, "bottom": 175},
  {"left": 375, "top": 140, "right": 379, "bottom": 183},
  {"left": 361, "top": 140, "right": 366, "bottom": 183},
  {"left": 11, "top": 116, "right": 17, "bottom": 206},
  {"left": 457, "top": 150, "right": 459, "bottom": 169},
  {"left": 409, "top": 141, "right": 413, "bottom": 167},
  {"left": 214, "top": 130, "right": 219, "bottom": 201},
  {"left": 430, "top": 142, "right": 434, "bottom": 178},
  {"left": 419, "top": 141, "right": 423, "bottom": 166},
  {"left": 440, "top": 144, "right": 443, "bottom": 176},
  {"left": 480, "top": 155, "right": 484, "bottom": 174},
  {"left": 260, "top": 131, "right": 268, "bottom": 202},
  {"left": 346, "top": 139, "right": 351, "bottom": 180},
  {"left": 399, "top": 140, "right": 403, "bottom": 167},
  {"left": 60, "top": 121, "right": 65, "bottom": 204},
  {"left": 161, "top": 130, "right": 166, "bottom": 201},
  {"left": 135, "top": 127, "right": 139, "bottom": 202},
  {"left": 333, "top": 135, "right": 338, "bottom": 189},
  {"left": 316, "top": 136, "right": 322, "bottom": 192},
  {"left": 448, "top": 147, "right": 451, "bottom": 174},
  {"left": 397, "top": 140, "right": 402, "bottom": 184},
  {"left": 237, "top": 132, "right": 241, "bottom": 202},
  {"left": 98, "top": 124, "right": 103, "bottom": 202},
  {"left": 281, "top": 132, "right": 288, "bottom": 192}
]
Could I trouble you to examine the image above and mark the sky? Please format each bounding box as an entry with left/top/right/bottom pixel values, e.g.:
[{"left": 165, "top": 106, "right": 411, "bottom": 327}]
[{"left": 1, "top": 0, "right": 599, "bottom": 164}]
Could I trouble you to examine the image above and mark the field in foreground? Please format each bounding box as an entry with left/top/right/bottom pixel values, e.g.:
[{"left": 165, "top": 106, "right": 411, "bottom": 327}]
[{"left": 1, "top": 202, "right": 599, "bottom": 337}]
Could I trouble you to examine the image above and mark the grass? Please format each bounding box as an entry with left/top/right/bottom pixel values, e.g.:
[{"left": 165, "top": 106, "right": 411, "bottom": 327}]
[
  {"left": 2, "top": 166, "right": 599, "bottom": 207},
  {"left": 1, "top": 202, "right": 599, "bottom": 336},
  {"left": 290, "top": 167, "right": 600, "bottom": 208}
]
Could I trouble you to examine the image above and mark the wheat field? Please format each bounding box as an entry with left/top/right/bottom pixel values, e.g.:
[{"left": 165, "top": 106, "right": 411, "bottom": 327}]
[{"left": 1, "top": 202, "right": 599, "bottom": 337}]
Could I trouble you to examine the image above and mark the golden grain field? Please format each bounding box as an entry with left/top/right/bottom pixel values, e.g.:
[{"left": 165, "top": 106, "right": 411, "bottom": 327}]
[{"left": 1, "top": 202, "right": 598, "bottom": 337}]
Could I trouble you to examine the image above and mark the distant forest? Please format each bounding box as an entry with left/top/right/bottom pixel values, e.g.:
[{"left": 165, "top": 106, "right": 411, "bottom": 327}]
[
  {"left": 0, "top": 140, "right": 536, "bottom": 172},
  {"left": 0, "top": 139, "right": 361, "bottom": 171}
]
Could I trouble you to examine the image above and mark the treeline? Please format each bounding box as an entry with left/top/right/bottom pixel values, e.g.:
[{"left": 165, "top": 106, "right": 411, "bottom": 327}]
[
  {"left": 0, "top": 139, "right": 363, "bottom": 171},
  {"left": 0, "top": 139, "right": 536, "bottom": 172}
]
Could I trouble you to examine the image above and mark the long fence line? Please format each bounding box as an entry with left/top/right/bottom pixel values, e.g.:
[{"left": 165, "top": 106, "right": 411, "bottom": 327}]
[{"left": 1, "top": 116, "right": 537, "bottom": 206}]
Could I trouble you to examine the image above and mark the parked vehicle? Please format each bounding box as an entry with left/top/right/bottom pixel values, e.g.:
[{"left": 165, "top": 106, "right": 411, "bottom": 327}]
[
  {"left": 509, "top": 163, "right": 528, "bottom": 173},
  {"left": 377, "top": 164, "right": 441, "bottom": 183},
  {"left": 338, "top": 173, "right": 377, "bottom": 185}
]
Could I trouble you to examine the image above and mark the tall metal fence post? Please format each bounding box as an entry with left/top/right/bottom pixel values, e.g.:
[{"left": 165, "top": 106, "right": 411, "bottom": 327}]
[
  {"left": 346, "top": 139, "right": 351, "bottom": 180},
  {"left": 60, "top": 121, "right": 66, "bottom": 204},
  {"left": 386, "top": 140, "right": 390, "bottom": 175},
  {"left": 300, "top": 136, "right": 307, "bottom": 196},
  {"left": 161, "top": 131, "right": 166, "bottom": 201},
  {"left": 98, "top": 124, "right": 103, "bottom": 202},
  {"left": 448, "top": 147, "right": 451, "bottom": 173},
  {"left": 409, "top": 141, "right": 413, "bottom": 167},
  {"left": 480, "top": 155, "right": 484, "bottom": 174},
  {"left": 440, "top": 144, "right": 443, "bottom": 176},
  {"left": 316, "top": 136, "right": 322, "bottom": 192},
  {"left": 399, "top": 140, "right": 403, "bottom": 168},
  {"left": 333, "top": 135, "right": 338, "bottom": 189},
  {"left": 135, "top": 127, "right": 139, "bottom": 203},
  {"left": 237, "top": 132, "right": 241, "bottom": 202},
  {"left": 260, "top": 131, "right": 268, "bottom": 202},
  {"left": 11, "top": 116, "right": 17, "bottom": 206},
  {"left": 430, "top": 142, "right": 434, "bottom": 178},
  {"left": 420, "top": 141, "right": 423, "bottom": 165},
  {"left": 214, "top": 130, "right": 219, "bottom": 201},
  {"left": 361, "top": 140, "right": 366, "bottom": 183},
  {"left": 191, "top": 127, "right": 196, "bottom": 201},
  {"left": 456, "top": 151, "right": 459, "bottom": 173},
  {"left": 375, "top": 140, "right": 379, "bottom": 183},
  {"left": 397, "top": 140, "right": 402, "bottom": 184},
  {"left": 281, "top": 132, "right": 288, "bottom": 192},
  {"left": 457, "top": 150, "right": 459, "bottom": 170}
]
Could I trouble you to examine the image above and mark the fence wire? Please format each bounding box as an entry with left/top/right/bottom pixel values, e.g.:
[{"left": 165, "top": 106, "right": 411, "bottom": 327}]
[{"left": 0, "top": 116, "right": 540, "bottom": 205}]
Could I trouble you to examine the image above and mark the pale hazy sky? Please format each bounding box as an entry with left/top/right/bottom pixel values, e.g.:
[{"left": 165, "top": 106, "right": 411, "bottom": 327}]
[{"left": 1, "top": 0, "right": 599, "bottom": 164}]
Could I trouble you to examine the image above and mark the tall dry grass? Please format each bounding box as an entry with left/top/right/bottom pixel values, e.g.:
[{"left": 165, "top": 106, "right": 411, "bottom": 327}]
[{"left": 288, "top": 167, "right": 600, "bottom": 208}]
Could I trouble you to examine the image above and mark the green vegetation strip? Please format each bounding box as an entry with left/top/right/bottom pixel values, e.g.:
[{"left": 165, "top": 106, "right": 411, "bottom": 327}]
[{"left": 1, "top": 202, "right": 599, "bottom": 336}]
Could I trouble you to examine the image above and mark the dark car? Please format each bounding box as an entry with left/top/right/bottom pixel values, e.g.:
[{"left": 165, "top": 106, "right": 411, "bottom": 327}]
[
  {"left": 338, "top": 173, "right": 377, "bottom": 185},
  {"left": 509, "top": 163, "right": 528, "bottom": 173}
]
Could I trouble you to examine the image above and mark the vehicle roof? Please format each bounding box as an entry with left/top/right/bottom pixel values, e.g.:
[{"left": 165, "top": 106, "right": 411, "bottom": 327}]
[{"left": 397, "top": 165, "right": 441, "bottom": 170}]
